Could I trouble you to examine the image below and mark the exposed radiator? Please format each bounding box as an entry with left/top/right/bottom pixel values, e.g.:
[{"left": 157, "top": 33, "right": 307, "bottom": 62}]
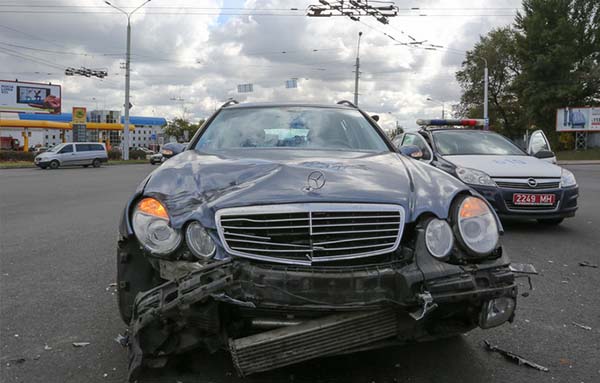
[{"left": 229, "top": 309, "right": 398, "bottom": 376}]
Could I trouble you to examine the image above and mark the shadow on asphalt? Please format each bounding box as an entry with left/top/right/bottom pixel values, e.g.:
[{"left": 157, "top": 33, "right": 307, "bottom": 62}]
[
  {"left": 138, "top": 336, "right": 490, "bottom": 383},
  {"left": 500, "top": 219, "right": 576, "bottom": 235}
]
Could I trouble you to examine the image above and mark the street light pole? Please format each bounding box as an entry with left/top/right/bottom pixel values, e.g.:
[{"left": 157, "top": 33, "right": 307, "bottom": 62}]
[
  {"left": 354, "top": 31, "right": 362, "bottom": 106},
  {"left": 476, "top": 56, "right": 489, "bottom": 130},
  {"left": 105, "top": 0, "right": 151, "bottom": 160},
  {"left": 426, "top": 97, "right": 445, "bottom": 119}
]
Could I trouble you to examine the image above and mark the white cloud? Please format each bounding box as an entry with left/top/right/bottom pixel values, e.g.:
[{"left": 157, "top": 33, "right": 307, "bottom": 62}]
[{"left": 0, "top": 0, "right": 520, "bottom": 130}]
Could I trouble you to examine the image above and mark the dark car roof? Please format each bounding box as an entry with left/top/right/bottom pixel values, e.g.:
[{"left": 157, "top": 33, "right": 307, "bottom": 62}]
[{"left": 224, "top": 102, "right": 356, "bottom": 110}]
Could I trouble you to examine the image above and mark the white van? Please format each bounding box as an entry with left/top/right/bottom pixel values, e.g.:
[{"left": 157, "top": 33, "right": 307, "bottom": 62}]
[{"left": 34, "top": 142, "right": 108, "bottom": 169}]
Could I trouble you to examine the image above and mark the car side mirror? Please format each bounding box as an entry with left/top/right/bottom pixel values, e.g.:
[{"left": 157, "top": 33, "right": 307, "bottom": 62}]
[
  {"left": 533, "top": 150, "right": 555, "bottom": 159},
  {"left": 371, "top": 115, "right": 379, "bottom": 122},
  {"left": 399, "top": 145, "right": 423, "bottom": 160}
]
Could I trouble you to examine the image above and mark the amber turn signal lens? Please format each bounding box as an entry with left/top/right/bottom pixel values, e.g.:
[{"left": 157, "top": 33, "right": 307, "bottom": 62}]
[
  {"left": 459, "top": 196, "right": 489, "bottom": 219},
  {"left": 137, "top": 197, "right": 169, "bottom": 219}
]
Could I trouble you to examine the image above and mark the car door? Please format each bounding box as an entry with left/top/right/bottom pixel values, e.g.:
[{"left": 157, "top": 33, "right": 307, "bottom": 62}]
[
  {"left": 528, "top": 130, "right": 556, "bottom": 164},
  {"left": 74, "top": 144, "right": 91, "bottom": 165},
  {"left": 401, "top": 133, "right": 433, "bottom": 163},
  {"left": 57, "top": 144, "right": 75, "bottom": 165}
]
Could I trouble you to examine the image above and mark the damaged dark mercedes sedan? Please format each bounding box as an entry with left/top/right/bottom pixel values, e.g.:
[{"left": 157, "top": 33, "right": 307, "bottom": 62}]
[{"left": 117, "top": 100, "right": 533, "bottom": 380}]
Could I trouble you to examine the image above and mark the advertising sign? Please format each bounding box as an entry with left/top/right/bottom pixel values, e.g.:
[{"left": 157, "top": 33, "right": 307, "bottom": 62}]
[
  {"left": 556, "top": 107, "right": 600, "bottom": 132},
  {"left": 0, "top": 80, "right": 62, "bottom": 114},
  {"left": 72, "top": 107, "right": 87, "bottom": 124}
]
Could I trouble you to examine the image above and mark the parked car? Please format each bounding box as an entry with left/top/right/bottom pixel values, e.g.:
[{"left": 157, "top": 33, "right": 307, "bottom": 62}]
[
  {"left": 149, "top": 152, "right": 163, "bottom": 164},
  {"left": 34, "top": 142, "right": 108, "bottom": 169},
  {"left": 33, "top": 146, "right": 50, "bottom": 154},
  {"left": 395, "top": 119, "right": 578, "bottom": 225},
  {"left": 136, "top": 147, "right": 155, "bottom": 159},
  {"left": 117, "top": 101, "right": 532, "bottom": 379}
]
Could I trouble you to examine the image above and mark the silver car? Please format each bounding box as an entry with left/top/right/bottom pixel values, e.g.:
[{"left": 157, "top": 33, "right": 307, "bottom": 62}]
[{"left": 34, "top": 142, "right": 108, "bottom": 169}]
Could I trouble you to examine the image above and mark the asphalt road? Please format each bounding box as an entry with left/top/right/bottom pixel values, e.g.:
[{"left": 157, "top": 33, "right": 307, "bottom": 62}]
[{"left": 1, "top": 164, "right": 599, "bottom": 383}]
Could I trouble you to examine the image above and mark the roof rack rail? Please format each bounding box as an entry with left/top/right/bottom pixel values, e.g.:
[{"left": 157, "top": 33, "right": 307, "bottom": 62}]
[
  {"left": 336, "top": 100, "right": 358, "bottom": 108},
  {"left": 220, "top": 99, "right": 239, "bottom": 108}
]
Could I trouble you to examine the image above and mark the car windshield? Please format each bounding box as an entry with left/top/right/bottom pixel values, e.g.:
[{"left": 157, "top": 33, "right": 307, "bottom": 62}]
[
  {"left": 47, "top": 143, "right": 64, "bottom": 152},
  {"left": 195, "top": 107, "right": 389, "bottom": 152},
  {"left": 433, "top": 131, "right": 526, "bottom": 156}
]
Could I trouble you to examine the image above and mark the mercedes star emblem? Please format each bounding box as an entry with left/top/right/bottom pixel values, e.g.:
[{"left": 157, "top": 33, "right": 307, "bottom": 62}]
[{"left": 305, "top": 171, "right": 326, "bottom": 191}]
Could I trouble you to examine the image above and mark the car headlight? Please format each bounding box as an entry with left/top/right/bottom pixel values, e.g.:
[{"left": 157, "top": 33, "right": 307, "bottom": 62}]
[
  {"left": 185, "top": 221, "right": 216, "bottom": 259},
  {"left": 132, "top": 197, "right": 181, "bottom": 255},
  {"left": 455, "top": 196, "right": 499, "bottom": 255},
  {"left": 425, "top": 218, "right": 454, "bottom": 259},
  {"left": 455, "top": 167, "right": 496, "bottom": 187},
  {"left": 560, "top": 168, "right": 577, "bottom": 188}
]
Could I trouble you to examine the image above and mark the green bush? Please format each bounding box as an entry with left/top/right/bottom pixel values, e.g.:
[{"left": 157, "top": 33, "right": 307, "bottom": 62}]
[
  {"left": 129, "top": 149, "right": 147, "bottom": 160},
  {"left": 108, "top": 150, "right": 121, "bottom": 160},
  {"left": 0, "top": 150, "right": 36, "bottom": 162},
  {"left": 107, "top": 149, "right": 147, "bottom": 160}
]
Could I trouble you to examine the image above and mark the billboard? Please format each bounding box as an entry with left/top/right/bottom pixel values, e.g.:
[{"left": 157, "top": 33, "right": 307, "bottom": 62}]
[
  {"left": 72, "top": 107, "right": 87, "bottom": 124},
  {"left": 556, "top": 107, "right": 600, "bottom": 132},
  {"left": 0, "top": 80, "right": 62, "bottom": 114}
]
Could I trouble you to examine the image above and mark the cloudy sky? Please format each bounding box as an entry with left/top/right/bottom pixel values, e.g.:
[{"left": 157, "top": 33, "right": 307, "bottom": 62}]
[{"left": 0, "top": 0, "right": 521, "bottom": 131}]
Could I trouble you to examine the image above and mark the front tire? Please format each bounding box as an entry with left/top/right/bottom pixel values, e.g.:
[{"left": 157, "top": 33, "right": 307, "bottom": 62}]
[
  {"left": 92, "top": 158, "right": 101, "bottom": 168},
  {"left": 49, "top": 160, "right": 59, "bottom": 169},
  {"left": 537, "top": 218, "right": 564, "bottom": 225}
]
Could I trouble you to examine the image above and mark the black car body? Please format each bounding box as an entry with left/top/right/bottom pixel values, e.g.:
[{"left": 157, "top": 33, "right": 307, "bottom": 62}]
[
  {"left": 396, "top": 123, "right": 578, "bottom": 224},
  {"left": 117, "top": 103, "right": 532, "bottom": 379}
]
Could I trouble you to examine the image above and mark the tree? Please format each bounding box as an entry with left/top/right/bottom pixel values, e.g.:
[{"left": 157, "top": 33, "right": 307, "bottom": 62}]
[
  {"left": 163, "top": 117, "right": 205, "bottom": 142},
  {"left": 514, "top": 0, "right": 600, "bottom": 143},
  {"left": 456, "top": 27, "right": 525, "bottom": 138}
]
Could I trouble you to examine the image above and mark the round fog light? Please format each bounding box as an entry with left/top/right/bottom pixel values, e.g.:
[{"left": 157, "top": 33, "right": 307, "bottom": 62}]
[
  {"left": 425, "top": 218, "right": 454, "bottom": 259},
  {"left": 185, "top": 221, "right": 216, "bottom": 259}
]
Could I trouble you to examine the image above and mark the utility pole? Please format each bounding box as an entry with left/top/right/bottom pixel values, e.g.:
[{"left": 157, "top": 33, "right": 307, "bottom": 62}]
[
  {"left": 354, "top": 31, "right": 363, "bottom": 106},
  {"left": 426, "top": 97, "right": 445, "bottom": 118},
  {"left": 483, "top": 58, "right": 489, "bottom": 130},
  {"left": 105, "top": 0, "right": 151, "bottom": 160}
]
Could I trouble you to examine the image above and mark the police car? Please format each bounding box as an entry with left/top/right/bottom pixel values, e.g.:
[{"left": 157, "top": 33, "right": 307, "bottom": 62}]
[{"left": 394, "top": 119, "right": 578, "bottom": 224}]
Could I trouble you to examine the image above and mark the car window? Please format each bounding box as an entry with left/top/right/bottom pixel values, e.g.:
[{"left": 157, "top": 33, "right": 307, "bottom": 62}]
[
  {"left": 401, "top": 133, "right": 432, "bottom": 160},
  {"left": 90, "top": 144, "right": 104, "bottom": 151},
  {"left": 196, "top": 107, "right": 389, "bottom": 152},
  {"left": 75, "top": 144, "right": 89, "bottom": 152},
  {"left": 432, "top": 131, "right": 526, "bottom": 156},
  {"left": 529, "top": 132, "right": 549, "bottom": 153},
  {"left": 59, "top": 144, "right": 73, "bottom": 154}
]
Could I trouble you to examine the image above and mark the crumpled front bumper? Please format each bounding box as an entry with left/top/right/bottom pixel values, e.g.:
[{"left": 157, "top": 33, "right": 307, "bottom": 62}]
[{"left": 127, "top": 252, "right": 524, "bottom": 379}]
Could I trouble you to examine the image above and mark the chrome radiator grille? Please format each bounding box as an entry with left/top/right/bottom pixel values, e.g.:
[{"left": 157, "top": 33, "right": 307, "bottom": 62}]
[
  {"left": 494, "top": 177, "right": 560, "bottom": 190},
  {"left": 216, "top": 203, "right": 405, "bottom": 265}
]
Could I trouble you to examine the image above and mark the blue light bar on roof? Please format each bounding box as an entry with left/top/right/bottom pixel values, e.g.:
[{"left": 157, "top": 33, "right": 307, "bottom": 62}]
[{"left": 416, "top": 118, "right": 485, "bottom": 126}]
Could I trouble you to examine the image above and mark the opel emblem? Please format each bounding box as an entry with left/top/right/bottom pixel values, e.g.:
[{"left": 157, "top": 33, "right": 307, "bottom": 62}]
[
  {"left": 527, "top": 178, "right": 538, "bottom": 188},
  {"left": 306, "top": 171, "right": 326, "bottom": 191}
]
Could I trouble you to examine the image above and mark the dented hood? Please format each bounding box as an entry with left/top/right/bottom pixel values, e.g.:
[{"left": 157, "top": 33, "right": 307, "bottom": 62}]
[{"left": 139, "top": 149, "right": 468, "bottom": 229}]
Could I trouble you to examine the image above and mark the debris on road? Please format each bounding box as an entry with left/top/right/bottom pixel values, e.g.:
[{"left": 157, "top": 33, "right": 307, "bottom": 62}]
[
  {"left": 8, "top": 357, "right": 26, "bottom": 365},
  {"left": 114, "top": 333, "right": 129, "bottom": 347},
  {"left": 572, "top": 321, "right": 592, "bottom": 331},
  {"left": 44, "top": 344, "right": 52, "bottom": 351},
  {"left": 72, "top": 342, "right": 91, "bottom": 348},
  {"left": 578, "top": 261, "right": 598, "bottom": 268},
  {"left": 106, "top": 282, "right": 117, "bottom": 291},
  {"left": 483, "top": 340, "right": 549, "bottom": 372}
]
